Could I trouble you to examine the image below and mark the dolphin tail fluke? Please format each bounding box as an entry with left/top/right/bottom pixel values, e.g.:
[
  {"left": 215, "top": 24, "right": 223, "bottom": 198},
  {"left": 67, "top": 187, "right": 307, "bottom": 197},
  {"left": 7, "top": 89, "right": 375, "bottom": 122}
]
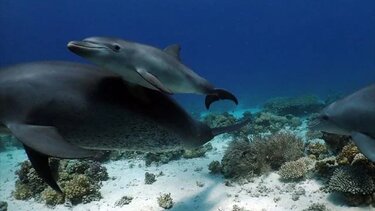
[
  {"left": 211, "top": 118, "right": 250, "bottom": 136},
  {"left": 205, "top": 88, "right": 238, "bottom": 109}
]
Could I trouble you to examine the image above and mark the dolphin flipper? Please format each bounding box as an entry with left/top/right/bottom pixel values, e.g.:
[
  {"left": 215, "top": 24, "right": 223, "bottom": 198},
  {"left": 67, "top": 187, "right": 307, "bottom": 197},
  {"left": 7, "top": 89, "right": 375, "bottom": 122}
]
[
  {"left": 351, "top": 132, "right": 375, "bottom": 162},
  {"left": 6, "top": 123, "right": 97, "bottom": 158},
  {"left": 23, "top": 145, "right": 63, "bottom": 193},
  {"left": 135, "top": 68, "right": 173, "bottom": 94},
  {"left": 205, "top": 88, "right": 238, "bottom": 109}
]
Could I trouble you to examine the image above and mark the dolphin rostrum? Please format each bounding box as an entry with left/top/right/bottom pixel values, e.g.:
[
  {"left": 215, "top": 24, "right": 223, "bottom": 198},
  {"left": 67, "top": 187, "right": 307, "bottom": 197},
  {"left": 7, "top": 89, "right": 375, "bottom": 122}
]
[
  {"left": 310, "top": 84, "right": 375, "bottom": 161},
  {"left": 67, "top": 37, "right": 238, "bottom": 109},
  {"left": 0, "top": 61, "right": 249, "bottom": 192}
]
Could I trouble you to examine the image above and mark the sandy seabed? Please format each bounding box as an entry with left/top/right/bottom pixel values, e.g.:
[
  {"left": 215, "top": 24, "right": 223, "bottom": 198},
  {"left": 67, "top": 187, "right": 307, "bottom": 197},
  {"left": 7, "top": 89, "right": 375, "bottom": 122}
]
[{"left": 0, "top": 112, "right": 371, "bottom": 211}]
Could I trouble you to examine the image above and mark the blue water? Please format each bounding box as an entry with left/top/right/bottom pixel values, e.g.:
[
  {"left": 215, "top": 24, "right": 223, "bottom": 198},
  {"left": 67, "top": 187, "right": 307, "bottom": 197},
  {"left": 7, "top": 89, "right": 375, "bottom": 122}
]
[{"left": 1, "top": 0, "right": 374, "bottom": 107}]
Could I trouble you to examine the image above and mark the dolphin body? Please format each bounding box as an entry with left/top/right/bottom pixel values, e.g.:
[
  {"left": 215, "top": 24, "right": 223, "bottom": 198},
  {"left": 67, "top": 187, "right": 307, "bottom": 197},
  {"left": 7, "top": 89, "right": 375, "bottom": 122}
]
[
  {"left": 310, "top": 84, "right": 375, "bottom": 161},
  {"left": 67, "top": 37, "right": 238, "bottom": 109},
  {"left": 0, "top": 61, "right": 249, "bottom": 192}
]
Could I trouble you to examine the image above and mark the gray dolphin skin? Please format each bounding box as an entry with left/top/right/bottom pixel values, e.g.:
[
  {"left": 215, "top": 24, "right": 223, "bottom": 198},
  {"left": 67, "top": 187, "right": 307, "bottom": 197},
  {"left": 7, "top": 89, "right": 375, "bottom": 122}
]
[
  {"left": 67, "top": 37, "right": 238, "bottom": 109},
  {"left": 310, "top": 84, "right": 375, "bottom": 161},
  {"left": 0, "top": 61, "right": 249, "bottom": 193}
]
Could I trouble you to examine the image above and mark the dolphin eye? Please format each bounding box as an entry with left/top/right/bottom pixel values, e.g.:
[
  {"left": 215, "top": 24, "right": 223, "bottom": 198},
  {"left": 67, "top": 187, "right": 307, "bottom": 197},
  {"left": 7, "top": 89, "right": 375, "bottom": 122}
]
[
  {"left": 322, "top": 115, "right": 329, "bottom": 120},
  {"left": 113, "top": 44, "right": 121, "bottom": 52}
]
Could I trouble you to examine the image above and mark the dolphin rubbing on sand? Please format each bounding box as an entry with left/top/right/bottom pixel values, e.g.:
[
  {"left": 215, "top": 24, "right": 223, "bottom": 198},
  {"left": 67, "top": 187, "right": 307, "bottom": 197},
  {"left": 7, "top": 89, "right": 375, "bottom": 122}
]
[
  {"left": 310, "top": 84, "right": 375, "bottom": 161},
  {"left": 0, "top": 61, "right": 249, "bottom": 193},
  {"left": 67, "top": 37, "right": 238, "bottom": 109}
]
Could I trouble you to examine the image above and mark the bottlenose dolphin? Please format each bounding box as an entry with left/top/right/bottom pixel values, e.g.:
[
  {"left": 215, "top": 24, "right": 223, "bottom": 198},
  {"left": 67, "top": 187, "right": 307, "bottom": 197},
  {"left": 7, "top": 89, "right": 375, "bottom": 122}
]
[
  {"left": 310, "top": 84, "right": 375, "bottom": 161},
  {"left": 0, "top": 61, "right": 249, "bottom": 193},
  {"left": 67, "top": 37, "right": 238, "bottom": 109}
]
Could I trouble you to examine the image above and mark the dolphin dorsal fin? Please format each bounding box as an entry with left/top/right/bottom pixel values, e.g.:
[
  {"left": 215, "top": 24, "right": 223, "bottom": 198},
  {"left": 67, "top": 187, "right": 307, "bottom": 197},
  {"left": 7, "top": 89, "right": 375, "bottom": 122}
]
[{"left": 164, "top": 44, "right": 181, "bottom": 61}]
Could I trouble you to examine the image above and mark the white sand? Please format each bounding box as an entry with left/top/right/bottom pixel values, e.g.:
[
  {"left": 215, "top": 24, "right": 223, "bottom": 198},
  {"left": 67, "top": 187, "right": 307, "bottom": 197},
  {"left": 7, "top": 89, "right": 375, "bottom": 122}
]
[{"left": 0, "top": 132, "right": 371, "bottom": 211}]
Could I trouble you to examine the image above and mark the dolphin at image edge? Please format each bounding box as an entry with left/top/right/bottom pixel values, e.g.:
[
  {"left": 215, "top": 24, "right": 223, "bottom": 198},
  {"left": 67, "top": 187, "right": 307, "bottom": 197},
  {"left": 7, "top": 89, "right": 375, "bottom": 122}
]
[
  {"left": 67, "top": 37, "right": 238, "bottom": 109},
  {"left": 310, "top": 84, "right": 375, "bottom": 161},
  {"left": 0, "top": 61, "right": 250, "bottom": 193}
]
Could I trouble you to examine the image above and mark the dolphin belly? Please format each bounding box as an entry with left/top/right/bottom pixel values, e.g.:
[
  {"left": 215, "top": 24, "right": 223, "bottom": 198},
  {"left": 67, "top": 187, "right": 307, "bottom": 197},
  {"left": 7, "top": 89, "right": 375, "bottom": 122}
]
[{"left": 55, "top": 103, "right": 185, "bottom": 152}]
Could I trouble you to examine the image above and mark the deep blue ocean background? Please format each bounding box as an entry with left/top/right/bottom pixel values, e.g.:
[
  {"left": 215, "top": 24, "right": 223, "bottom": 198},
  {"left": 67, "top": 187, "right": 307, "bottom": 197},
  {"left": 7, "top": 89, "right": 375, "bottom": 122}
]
[{"left": 1, "top": 0, "right": 374, "bottom": 111}]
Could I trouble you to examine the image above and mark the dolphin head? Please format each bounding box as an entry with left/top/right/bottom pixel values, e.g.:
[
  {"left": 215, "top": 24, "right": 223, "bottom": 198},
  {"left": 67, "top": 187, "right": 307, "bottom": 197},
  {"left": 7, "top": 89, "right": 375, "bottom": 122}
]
[
  {"left": 309, "top": 102, "right": 351, "bottom": 136},
  {"left": 67, "top": 37, "right": 134, "bottom": 69}
]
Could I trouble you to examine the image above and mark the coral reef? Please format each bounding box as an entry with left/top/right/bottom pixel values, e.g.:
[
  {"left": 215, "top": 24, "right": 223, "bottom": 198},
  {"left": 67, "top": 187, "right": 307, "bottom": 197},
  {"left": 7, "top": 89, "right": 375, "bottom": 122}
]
[
  {"left": 115, "top": 196, "right": 133, "bottom": 207},
  {"left": 13, "top": 161, "right": 47, "bottom": 200},
  {"left": 203, "top": 112, "right": 237, "bottom": 128},
  {"left": 157, "top": 193, "right": 173, "bottom": 209},
  {"left": 321, "top": 132, "right": 351, "bottom": 154},
  {"left": 221, "top": 132, "right": 304, "bottom": 180},
  {"left": 258, "top": 132, "right": 305, "bottom": 169},
  {"left": 41, "top": 187, "right": 65, "bottom": 206},
  {"left": 278, "top": 158, "right": 310, "bottom": 181},
  {"left": 144, "top": 150, "right": 184, "bottom": 166},
  {"left": 263, "top": 95, "right": 324, "bottom": 116},
  {"left": 0, "top": 201, "right": 7, "bottom": 211},
  {"left": 64, "top": 174, "right": 101, "bottom": 204},
  {"left": 336, "top": 143, "right": 359, "bottom": 165},
  {"left": 306, "top": 141, "right": 328, "bottom": 159},
  {"left": 208, "top": 160, "right": 222, "bottom": 174},
  {"left": 328, "top": 166, "right": 375, "bottom": 206},
  {"left": 314, "top": 156, "right": 337, "bottom": 177},
  {"left": 203, "top": 112, "right": 252, "bottom": 138},
  {"left": 144, "top": 143, "right": 213, "bottom": 166},
  {"left": 145, "top": 172, "right": 156, "bottom": 184},
  {"left": 221, "top": 139, "right": 269, "bottom": 179},
  {"left": 182, "top": 143, "right": 213, "bottom": 159},
  {"left": 13, "top": 159, "right": 108, "bottom": 206},
  {"left": 250, "top": 112, "right": 301, "bottom": 134},
  {"left": 302, "top": 203, "right": 330, "bottom": 211},
  {"left": 97, "top": 150, "right": 144, "bottom": 162}
]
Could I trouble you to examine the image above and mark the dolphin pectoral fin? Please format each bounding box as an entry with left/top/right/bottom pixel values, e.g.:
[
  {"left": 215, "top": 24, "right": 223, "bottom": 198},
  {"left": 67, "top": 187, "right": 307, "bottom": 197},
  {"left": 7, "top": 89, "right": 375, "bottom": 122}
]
[
  {"left": 205, "top": 88, "right": 238, "bottom": 109},
  {"left": 351, "top": 132, "right": 375, "bottom": 162},
  {"left": 23, "top": 145, "right": 63, "bottom": 193},
  {"left": 135, "top": 68, "right": 173, "bottom": 94},
  {"left": 164, "top": 44, "right": 181, "bottom": 61},
  {"left": 6, "top": 123, "right": 96, "bottom": 159}
]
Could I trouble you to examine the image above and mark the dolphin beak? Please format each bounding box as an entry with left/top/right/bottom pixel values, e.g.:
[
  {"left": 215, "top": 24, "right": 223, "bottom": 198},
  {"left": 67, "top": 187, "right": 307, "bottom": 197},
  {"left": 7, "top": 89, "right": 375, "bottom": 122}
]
[{"left": 67, "top": 41, "right": 107, "bottom": 56}]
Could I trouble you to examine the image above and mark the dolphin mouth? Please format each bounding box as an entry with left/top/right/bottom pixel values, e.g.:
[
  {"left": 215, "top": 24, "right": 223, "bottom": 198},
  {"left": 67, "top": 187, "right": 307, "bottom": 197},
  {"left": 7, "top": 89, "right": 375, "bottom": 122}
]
[{"left": 67, "top": 41, "right": 109, "bottom": 53}]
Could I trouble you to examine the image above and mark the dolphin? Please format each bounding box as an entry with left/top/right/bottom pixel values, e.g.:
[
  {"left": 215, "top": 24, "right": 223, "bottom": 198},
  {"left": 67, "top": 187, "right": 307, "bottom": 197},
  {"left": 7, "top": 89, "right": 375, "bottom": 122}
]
[
  {"left": 67, "top": 37, "right": 238, "bottom": 109},
  {"left": 309, "top": 84, "right": 375, "bottom": 161},
  {"left": 0, "top": 61, "right": 249, "bottom": 193}
]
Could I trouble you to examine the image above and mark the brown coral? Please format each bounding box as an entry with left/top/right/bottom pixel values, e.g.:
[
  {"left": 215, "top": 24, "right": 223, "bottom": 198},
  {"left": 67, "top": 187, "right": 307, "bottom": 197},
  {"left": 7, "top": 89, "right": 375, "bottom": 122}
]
[{"left": 336, "top": 143, "right": 360, "bottom": 165}]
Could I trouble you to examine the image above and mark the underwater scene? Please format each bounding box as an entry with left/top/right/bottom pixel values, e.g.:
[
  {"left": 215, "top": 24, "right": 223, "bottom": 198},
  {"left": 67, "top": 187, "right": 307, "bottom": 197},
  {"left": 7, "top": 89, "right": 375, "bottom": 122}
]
[{"left": 0, "top": 1, "right": 375, "bottom": 211}]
